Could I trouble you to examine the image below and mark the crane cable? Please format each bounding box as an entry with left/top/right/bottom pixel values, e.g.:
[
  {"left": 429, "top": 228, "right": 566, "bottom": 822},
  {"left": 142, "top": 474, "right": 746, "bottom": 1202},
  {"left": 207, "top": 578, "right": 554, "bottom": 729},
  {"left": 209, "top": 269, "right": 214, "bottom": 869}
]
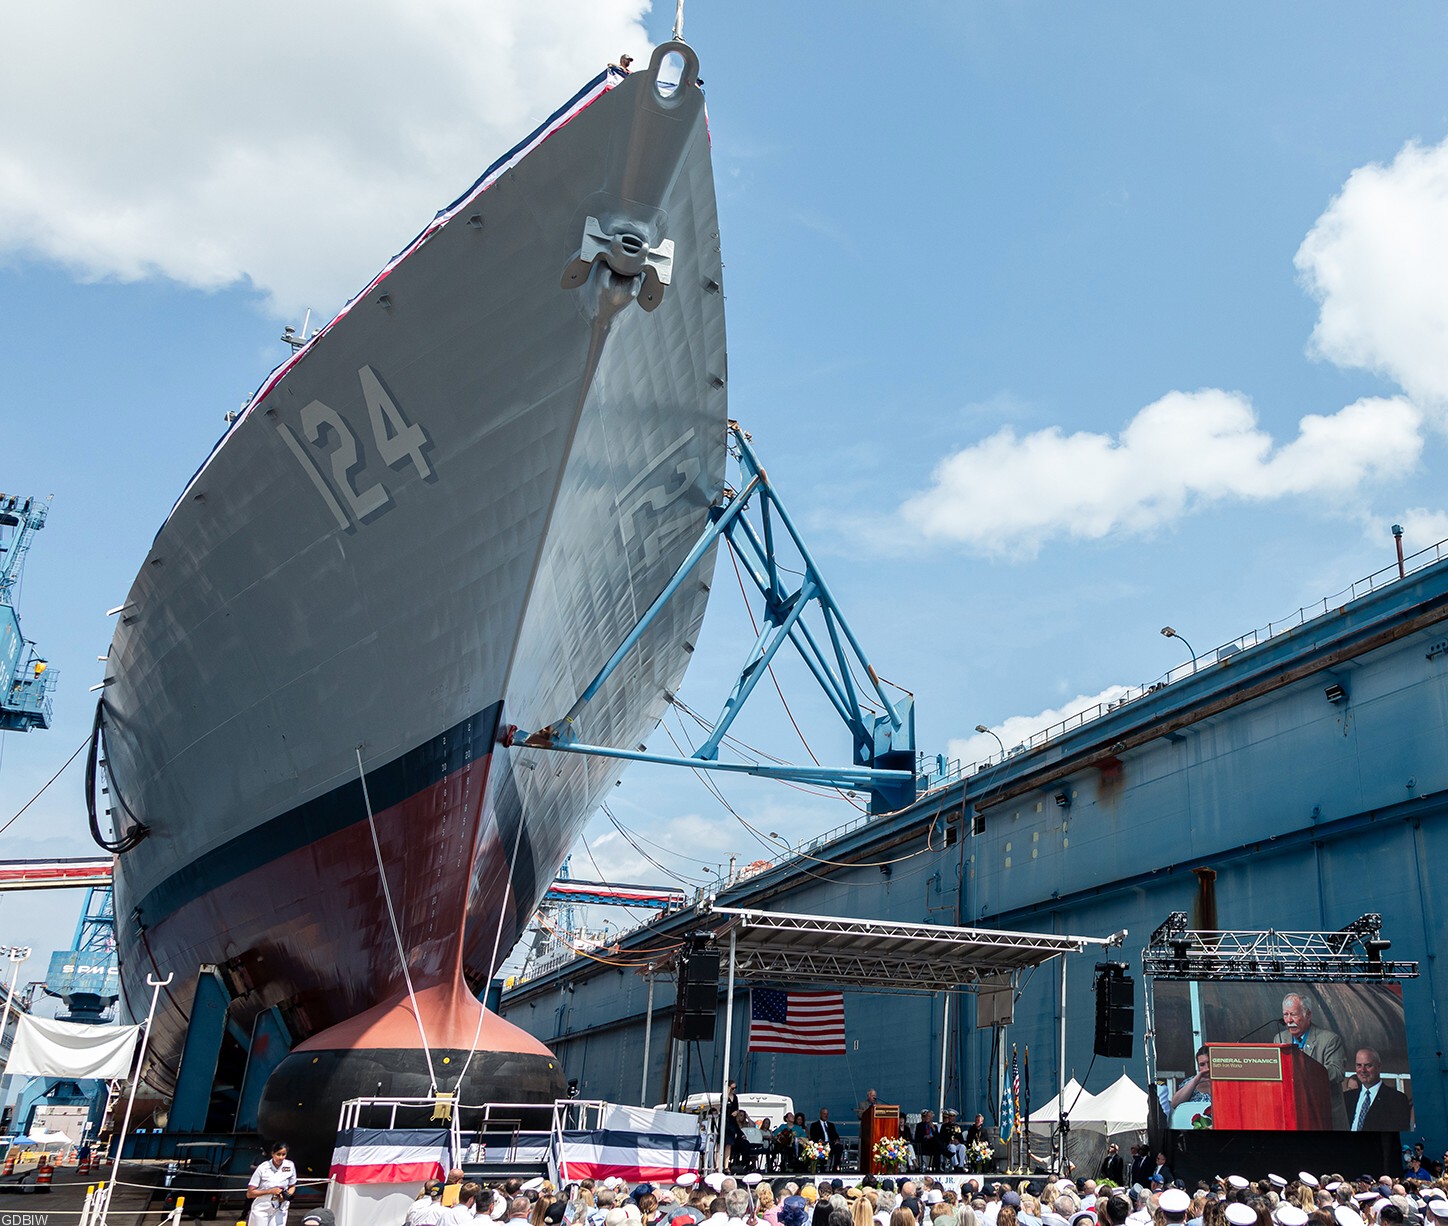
[
  {"left": 727, "top": 549, "right": 868, "bottom": 813},
  {"left": 0, "top": 736, "right": 88, "bottom": 839}
]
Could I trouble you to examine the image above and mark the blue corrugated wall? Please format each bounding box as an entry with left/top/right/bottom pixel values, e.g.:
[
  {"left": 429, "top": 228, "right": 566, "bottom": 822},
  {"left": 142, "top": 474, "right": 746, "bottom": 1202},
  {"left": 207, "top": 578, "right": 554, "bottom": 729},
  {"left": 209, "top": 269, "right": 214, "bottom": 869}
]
[{"left": 502, "top": 558, "right": 1448, "bottom": 1149}]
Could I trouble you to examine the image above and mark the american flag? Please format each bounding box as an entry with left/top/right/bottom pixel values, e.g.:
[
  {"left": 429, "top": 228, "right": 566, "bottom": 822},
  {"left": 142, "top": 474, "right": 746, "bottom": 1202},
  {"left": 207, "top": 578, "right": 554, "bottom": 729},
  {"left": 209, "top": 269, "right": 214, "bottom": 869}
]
[
  {"left": 1011, "top": 1046, "right": 1023, "bottom": 1135},
  {"left": 748, "top": 989, "right": 846, "bottom": 1055}
]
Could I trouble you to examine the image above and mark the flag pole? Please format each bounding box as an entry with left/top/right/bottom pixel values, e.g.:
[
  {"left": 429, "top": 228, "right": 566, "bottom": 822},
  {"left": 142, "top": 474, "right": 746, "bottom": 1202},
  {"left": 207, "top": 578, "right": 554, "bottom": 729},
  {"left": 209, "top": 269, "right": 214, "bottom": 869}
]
[
  {"left": 1023, "top": 1045, "right": 1031, "bottom": 1175},
  {"left": 101, "top": 971, "right": 172, "bottom": 1226},
  {"left": 937, "top": 992, "right": 949, "bottom": 1121},
  {"left": 1057, "top": 955, "right": 1068, "bottom": 1176},
  {"left": 717, "top": 928, "right": 736, "bottom": 1175}
]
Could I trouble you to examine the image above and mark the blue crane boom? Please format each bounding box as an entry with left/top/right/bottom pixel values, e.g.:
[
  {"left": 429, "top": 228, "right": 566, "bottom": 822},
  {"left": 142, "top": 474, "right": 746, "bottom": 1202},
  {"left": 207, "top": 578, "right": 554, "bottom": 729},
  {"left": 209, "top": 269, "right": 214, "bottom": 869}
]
[{"left": 0, "top": 493, "right": 57, "bottom": 732}]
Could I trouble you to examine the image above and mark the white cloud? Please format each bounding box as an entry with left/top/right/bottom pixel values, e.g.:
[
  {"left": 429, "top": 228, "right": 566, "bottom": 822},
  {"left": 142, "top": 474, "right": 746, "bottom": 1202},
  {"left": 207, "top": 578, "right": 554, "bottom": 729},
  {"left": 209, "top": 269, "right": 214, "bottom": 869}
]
[
  {"left": 947, "top": 683, "right": 1133, "bottom": 770},
  {"left": 1296, "top": 137, "right": 1448, "bottom": 406},
  {"left": 1384, "top": 507, "right": 1448, "bottom": 556},
  {"left": 0, "top": 1, "right": 651, "bottom": 317},
  {"left": 901, "top": 391, "right": 1421, "bottom": 555}
]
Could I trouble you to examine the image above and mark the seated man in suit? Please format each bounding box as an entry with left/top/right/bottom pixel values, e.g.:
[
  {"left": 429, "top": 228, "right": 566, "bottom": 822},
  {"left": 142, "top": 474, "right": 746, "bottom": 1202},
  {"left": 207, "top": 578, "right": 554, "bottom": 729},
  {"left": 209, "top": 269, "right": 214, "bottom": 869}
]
[
  {"left": 809, "top": 1108, "right": 844, "bottom": 1173},
  {"left": 1344, "top": 1047, "right": 1412, "bottom": 1131},
  {"left": 913, "top": 1109, "right": 942, "bottom": 1170}
]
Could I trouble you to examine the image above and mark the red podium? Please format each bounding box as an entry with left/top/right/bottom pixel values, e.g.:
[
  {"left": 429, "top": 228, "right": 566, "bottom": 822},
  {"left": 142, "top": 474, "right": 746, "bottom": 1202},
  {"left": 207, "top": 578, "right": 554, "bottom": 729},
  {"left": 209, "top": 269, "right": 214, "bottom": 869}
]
[
  {"left": 860, "top": 1104, "right": 900, "bottom": 1174},
  {"left": 1207, "top": 1043, "right": 1335, "bottom": 1130}
]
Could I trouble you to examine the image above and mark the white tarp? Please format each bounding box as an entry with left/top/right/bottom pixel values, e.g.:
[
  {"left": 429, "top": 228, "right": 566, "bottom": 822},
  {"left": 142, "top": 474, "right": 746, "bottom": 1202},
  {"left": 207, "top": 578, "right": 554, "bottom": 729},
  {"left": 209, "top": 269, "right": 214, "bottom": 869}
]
[{"left": 4, "top": 1014, "right": 140, "bottom": 1080}]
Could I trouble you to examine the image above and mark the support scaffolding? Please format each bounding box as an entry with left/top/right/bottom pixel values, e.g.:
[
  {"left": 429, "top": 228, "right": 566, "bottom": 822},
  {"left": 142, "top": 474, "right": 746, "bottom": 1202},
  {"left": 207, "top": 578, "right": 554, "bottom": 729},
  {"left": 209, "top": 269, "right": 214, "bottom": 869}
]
[{"left": 509, "top": 422, "right": 917, "bottom": 813}]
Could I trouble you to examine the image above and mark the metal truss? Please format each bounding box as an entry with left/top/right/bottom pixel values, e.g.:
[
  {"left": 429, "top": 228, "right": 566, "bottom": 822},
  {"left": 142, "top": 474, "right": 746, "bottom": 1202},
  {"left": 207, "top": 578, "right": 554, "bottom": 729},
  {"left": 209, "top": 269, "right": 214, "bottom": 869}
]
[
  {"left": 1143, "top": 911, "right": 1417, "bottom": 981},
  {"left": 702, "top": 906, "right": 1119, "bottom": 993},
  {"left": 508, "top": 421, "right": 917, "bottom": 812}
]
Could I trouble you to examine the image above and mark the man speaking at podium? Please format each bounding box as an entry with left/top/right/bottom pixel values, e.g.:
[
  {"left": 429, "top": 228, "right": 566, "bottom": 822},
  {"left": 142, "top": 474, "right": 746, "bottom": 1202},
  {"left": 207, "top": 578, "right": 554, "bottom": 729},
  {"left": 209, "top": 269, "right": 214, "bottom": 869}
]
[{"left": 1273, "top": 992, "right": 1348, "bottom": 1128}]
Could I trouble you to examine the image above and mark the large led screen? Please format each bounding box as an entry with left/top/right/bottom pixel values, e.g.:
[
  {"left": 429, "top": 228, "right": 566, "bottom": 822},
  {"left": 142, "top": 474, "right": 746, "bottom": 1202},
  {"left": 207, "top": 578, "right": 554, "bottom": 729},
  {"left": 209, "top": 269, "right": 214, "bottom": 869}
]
[{"left": 1150, "top": 981, "right": 1410, "bottom": 1132}]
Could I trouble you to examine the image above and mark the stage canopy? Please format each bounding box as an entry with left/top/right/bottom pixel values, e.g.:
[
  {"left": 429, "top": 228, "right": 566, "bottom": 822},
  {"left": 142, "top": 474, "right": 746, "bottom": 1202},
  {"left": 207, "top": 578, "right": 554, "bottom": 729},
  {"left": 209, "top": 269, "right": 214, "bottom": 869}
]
[
  {"left": 705, "top": 906, "right": 1110, "bottom": 992},
  {"left": 698, "top": 905, "right": 1123, "bottom": 1178}
]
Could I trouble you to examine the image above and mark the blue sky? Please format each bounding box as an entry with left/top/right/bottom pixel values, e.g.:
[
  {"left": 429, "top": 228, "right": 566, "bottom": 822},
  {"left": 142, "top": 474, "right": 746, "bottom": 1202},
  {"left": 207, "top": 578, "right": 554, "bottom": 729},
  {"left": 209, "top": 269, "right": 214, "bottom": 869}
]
[{"left": 2, "top": 2, "right": 1448, "bottom": 972}]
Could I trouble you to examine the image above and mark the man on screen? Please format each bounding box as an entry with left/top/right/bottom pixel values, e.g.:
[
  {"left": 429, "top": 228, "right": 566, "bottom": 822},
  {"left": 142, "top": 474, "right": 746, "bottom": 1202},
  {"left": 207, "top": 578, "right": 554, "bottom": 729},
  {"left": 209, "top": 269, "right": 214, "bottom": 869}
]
[
  {"left": 1273, "top": 991, "right": 1349, "bottom": 1128},
  {"left": 1344, "top": 1047, "right": 1412, "bottom": 1131},
  {"left": 1273, "top": 993, "right": 1349, "bottom": 1077}
]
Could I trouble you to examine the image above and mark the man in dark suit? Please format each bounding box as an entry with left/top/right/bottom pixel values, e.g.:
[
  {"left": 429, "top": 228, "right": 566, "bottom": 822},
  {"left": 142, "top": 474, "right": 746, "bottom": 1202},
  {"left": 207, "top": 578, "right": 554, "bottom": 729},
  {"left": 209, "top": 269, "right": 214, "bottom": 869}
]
[
  {"left": 1099, "top": 1142, "right": 1124, "bottom": 1184},
  {"left": 1344, "top": 1048, "right": 1412, "bottom": 1131},
  {"left": 913, "top": 1109, "right": 941, "bottom": 1170},
  {"left": 809, "top": 1108, "right": 844, "bottom": 1172},
  {"left": 1128, "top": 1145, "right": 1153, "bottom": 1188},
  {"left": 1150, "top": 1152, "right": 1173, "bottom": 1185}
]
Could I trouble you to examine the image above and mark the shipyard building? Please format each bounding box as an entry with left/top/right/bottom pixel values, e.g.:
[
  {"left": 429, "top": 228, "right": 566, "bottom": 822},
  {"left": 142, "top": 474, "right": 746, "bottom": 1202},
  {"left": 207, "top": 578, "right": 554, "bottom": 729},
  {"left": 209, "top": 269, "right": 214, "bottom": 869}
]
[{"left": 501, "top": 545, "right": 1448, "bottom": 1148}]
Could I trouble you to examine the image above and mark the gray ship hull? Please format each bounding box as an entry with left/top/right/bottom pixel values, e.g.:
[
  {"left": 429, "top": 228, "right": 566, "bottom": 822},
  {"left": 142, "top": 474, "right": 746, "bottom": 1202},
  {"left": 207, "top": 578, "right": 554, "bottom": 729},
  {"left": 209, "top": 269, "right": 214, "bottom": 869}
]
[{"left": 97, "top": 45, "right": 726, "bottom": 1142}]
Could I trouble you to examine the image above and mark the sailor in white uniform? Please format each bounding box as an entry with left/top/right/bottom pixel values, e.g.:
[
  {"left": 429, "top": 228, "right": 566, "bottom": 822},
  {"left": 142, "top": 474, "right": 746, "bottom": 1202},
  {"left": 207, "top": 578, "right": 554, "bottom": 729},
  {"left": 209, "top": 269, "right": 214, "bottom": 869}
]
[{"left": 247, "top": 1142, "right": 298, "bottom": 1226}]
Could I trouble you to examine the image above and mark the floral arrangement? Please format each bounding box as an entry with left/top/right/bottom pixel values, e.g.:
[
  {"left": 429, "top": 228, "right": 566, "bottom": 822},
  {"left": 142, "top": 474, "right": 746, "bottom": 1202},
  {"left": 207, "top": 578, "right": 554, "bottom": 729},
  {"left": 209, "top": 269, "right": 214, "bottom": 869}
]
[
  {"left": 873, "top": 1135, "right": 912, "bottom": 1171},
  {"left": 966, "top": 1139, "right": 993, "bottom": 1167},
  {"left": 801, "top": 1139, "right": 831, "bottom": 1165},
  {"left": 1190, "top": 1106, "right": 1213, "bottom": 1130}
]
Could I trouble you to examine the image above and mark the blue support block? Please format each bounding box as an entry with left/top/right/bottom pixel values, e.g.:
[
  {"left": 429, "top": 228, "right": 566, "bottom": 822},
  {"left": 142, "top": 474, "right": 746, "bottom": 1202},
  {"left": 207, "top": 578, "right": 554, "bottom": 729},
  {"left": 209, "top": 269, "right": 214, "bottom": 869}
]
[
  {"left": 168, "top": 971, "right": 231, "bottom": 1134},
  {"left": 234, "top": 1007, "right": 291, "bottom": 1132}
]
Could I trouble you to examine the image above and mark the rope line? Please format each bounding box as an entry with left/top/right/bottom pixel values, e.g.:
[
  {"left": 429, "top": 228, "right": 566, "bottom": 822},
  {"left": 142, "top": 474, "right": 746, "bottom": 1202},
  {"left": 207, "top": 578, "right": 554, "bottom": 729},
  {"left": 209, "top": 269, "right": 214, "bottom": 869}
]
[
  {"left": 355, "top": 745, "right": 437, "bottom": 1093},
  {"left": 454, "top": 799, "right": 530, "bottom": 1092}
]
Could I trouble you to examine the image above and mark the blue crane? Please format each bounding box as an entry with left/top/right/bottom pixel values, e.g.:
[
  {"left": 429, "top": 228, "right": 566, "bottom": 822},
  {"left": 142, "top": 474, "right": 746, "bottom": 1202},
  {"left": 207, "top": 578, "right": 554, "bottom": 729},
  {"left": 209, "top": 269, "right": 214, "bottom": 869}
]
[{"left": 0, "top": 493, "right": 57, "bottom": 732}]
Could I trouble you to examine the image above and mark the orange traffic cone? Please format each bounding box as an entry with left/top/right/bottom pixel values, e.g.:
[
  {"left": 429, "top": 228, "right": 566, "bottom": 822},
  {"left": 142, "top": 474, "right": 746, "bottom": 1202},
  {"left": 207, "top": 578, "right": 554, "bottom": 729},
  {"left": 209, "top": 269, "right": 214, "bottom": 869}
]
[
  {"left": 77, "top": 1150, "right": 92, "bottom": 1177},
  {"left": 1, "top": 1151, "right": 14, "bottom": 1176},
  {"left": 35, "top": 1157, "right": 54, "bottom": 1189}
]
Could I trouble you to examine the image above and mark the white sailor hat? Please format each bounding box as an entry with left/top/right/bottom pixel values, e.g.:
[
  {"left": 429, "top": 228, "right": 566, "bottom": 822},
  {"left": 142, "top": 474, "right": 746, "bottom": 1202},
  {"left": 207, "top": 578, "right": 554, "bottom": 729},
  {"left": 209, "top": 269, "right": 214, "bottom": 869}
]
[
  {"left": 1332, "top": 1207, "right": 1364, "bottom": 1226},
  {"left": 1274, "top": 1208, "right": 1308, "bottom": 1226},
  {"left": 1300, "top": 1175, "right": 1321, "bottom": 1190},
  {"left": 1160, "top": 1190, "right": 1191, "bottom": 1215},
  {"left": 1426, "top": 1200, "right": 1448, "bottom": 1223},
  {"left": 1269, "top": 1177, "right": 1288, "bottom": 1191},
  {"left": 1227, "top": 1205, "right": 1258, "bottom": 1226},
  {"left": 1426, "top": 1190, "right": 1448, "bottom": 1203},
  {"left": 1229, "top": 1178, "right": 1250, "bottom": 1191},
  {"left": 524, "top": 1179, "right": 546, "bottom": 1192},
  {"left": 1326, "top": 1184, "right": 1342, "bottom": 1194},
  {"left": 678, "top": 1175, "right": 699, "bottom": 1189},
  {"left": 744, "top": 1175, "right": 763, "bottom": 1187},
  {"left": 705, "top": 1174, "right": 724, "bottom": 1192},
  {"left": 1353, "top": 1193, "right": 1376, "bottom": 1205}
]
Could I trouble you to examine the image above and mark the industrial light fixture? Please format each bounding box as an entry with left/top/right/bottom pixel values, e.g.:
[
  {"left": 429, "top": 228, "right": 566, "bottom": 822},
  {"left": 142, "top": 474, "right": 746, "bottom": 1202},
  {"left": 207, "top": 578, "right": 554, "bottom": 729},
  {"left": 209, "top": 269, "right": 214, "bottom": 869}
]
[
  {"left": 1160, "top": 626, "right": 1198, "bottom": 674},
  {"left": 1324, "top": 682, "right": 1348, "bottom": 703},
  {"left": 975, "top": 724, "right": 1007, "bottom": 759},
  {"left": 1054, "top": 791, "right": 1070, "bottom": 808}
]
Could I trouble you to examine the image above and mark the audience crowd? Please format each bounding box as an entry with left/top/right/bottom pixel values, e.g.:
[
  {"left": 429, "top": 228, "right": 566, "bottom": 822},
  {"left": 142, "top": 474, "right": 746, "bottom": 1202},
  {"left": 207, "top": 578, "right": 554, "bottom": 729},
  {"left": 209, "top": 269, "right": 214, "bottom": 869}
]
[{"left": 396, "top": 1157, "right": 1448, "bottom": 1226}]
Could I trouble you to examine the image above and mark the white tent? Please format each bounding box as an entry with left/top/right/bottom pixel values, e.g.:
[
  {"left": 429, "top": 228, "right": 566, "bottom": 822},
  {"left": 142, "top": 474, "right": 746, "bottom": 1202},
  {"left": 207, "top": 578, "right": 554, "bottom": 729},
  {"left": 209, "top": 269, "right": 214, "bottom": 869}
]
[
  {"left": 1028, "top": 1077, "right": 1096, "bottom": 1123},
  {"left": 1088, "top": 1074, "right": 1149, "bottom": 1137}
]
